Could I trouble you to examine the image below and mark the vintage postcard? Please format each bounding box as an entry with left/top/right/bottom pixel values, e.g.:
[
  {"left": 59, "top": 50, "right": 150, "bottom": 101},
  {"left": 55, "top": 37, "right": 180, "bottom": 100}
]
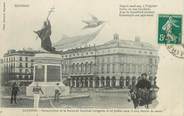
[{"left": 0, "top": 0, "right": 184, "bottom": 116}]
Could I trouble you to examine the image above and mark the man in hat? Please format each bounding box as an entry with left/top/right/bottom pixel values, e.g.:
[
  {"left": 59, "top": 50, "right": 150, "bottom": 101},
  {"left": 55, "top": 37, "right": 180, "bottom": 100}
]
[
  {"left": 136, "top": 73, "right": 152, "bottom": 108},
  {"left": 10, "top": 82, "right": 19, "bottom": 104},
  {"left": 136, "top": 73, "right": 151, "bottom": 89},
  {"left": 54, "top": 83, "right": 61, "bottom": 102}
]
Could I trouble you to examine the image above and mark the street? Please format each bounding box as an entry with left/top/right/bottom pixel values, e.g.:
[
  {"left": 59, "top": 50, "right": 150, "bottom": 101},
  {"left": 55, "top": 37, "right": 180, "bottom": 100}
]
[{"left": 1, "top": 91, "right": 158, "bottom": 108}]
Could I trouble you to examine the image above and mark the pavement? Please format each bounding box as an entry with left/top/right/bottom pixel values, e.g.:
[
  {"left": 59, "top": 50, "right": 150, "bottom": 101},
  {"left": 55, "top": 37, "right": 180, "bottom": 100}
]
[{"left": 1, "top": 93, "right": 90, "bottom": 100}]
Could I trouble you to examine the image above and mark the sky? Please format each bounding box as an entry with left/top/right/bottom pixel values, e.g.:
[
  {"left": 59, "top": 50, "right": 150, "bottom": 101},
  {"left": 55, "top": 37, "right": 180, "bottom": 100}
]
[
  {"left": 1, "top": 0, "right": 184, "bottom": 114},
  {"left": 0, "top": 0, "right": 160, "bottom": 56},
  {"left": 1, "top": 0, "right": 183, "bottom": 55}
]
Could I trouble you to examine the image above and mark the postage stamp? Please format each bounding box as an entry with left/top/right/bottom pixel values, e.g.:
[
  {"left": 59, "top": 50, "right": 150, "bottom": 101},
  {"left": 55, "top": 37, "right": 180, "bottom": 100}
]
[{"left": 158, "top": 14, "right": 182, "bottom": 44}]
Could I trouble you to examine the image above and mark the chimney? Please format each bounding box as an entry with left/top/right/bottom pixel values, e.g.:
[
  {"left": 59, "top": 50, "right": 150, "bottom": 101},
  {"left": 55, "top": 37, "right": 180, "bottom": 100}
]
[
  {"left": 113, "top": 33, "right": 119, "bottom": 40},
  {"left": 135, "top": 36, "right": 140, "bottom": 42}
]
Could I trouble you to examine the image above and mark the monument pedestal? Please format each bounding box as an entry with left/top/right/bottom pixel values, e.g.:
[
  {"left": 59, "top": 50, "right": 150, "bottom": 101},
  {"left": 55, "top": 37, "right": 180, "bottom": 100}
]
[{"left": 26, "top": 53, "right": 70, "bottom": 97}]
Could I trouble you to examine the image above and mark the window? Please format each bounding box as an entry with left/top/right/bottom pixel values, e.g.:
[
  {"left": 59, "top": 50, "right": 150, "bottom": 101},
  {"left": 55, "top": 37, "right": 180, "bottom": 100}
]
[
  {"left": 89, "top": 62, "right": 93, "bottom": 74},
  {"left": 138, "top": 65, "right": 142, "bottom": 73},
  {"left": 107, "top": 57, "right": 110, "bottom": 63},
  {"left": 25, "top": 57, "right": 28, "bottom": 61},
  {"left": 19, "top": 57, "right": 22, "bottom": 61},
  {"left": 25, "top": 69, "right": 29, "bottom": 74},
  {"left": 126, "top": 64, "right": 130, "bottom": 73},
  {"left": 76, "top": 64, "right": 79, "bottom": 73},
  {"left": 112, "top": 64, "right": 115, "bottom": 73},
  {"left": 101, "top": 64, "right": 104, "bottom": 73},
  {"left": 149, "top": 58, "right": 153, "bottom": 64},
  {"left": 65, "top": 64, "right": 67, "bottom": 73},
  {"left": 19, "top": 63, "right": 22, "bottom": 67},
  {"left": 25, "top": 63, "right": 28, "bottom": 68},
  {"left": 101, "top": 57, "right": 104, "bottom": 63},
  {"left": 19, "top": 75, "right": 22, "bottom": 79},
  {"left": 107, "top": 64, "right": 110, "bottom": 73},
  {"left": 19, "top": 69, "right": 22, "bottom": 73},
  {"left": 71, "top": 63, "right": 75, "bottom": 73},
  {"left": 31, "top": 63, "right": 34, "bottom": 67},
  {"left": 132, "top": 64, "right": 135, "bottom": 73},
  {"left": 22, "top": 76, "right": 25, "bottom": 79},
  {"left": 85, "top": 63, "right": 88, "bottom": 74}
]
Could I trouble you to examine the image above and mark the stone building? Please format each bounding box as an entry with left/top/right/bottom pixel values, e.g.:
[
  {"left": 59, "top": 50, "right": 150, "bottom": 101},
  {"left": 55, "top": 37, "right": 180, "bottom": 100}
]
[
  {"left": 60, "top": 34, "right": 159, "bottom": 88},
  {"left": 2, "top": 49, "right": 39, "bottom": 85}
]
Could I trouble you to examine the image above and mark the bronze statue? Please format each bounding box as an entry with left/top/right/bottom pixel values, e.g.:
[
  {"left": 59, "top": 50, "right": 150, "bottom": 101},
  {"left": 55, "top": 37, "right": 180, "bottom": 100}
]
[{"left": 34, "top": 7, "right": 55, "bottom": 52}]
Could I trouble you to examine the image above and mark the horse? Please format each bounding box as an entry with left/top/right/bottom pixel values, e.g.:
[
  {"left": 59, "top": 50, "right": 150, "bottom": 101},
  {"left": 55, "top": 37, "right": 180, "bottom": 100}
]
[{"left": 129, "top": 88, "right": 151, "bottom": 109}]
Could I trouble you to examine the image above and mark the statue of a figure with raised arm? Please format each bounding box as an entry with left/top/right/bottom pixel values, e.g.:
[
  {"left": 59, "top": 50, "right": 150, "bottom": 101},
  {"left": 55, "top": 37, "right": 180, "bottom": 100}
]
[{"left": 34, "top": 7, "right": 55, "bottom": 52}]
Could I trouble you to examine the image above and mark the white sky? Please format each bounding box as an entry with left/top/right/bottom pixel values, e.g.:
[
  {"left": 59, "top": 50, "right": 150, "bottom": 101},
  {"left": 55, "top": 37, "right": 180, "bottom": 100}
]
[
  {"left": 1, "top": 0, "right": 183, "bottom": 55},
  {"left": 0, "top": 0, "right": 159, "bottom": 56}
]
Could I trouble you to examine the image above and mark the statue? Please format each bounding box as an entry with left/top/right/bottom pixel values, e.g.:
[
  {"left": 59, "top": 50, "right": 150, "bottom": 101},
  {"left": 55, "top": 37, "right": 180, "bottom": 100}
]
[{"left": 34, "top": 7, "right": 55, "bottom": 52}]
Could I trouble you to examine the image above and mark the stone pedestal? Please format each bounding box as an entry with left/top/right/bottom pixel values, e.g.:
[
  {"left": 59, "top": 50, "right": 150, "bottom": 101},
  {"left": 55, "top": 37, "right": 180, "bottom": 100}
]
[{"left": 26, "top": 53, "right": 70, "bottom": 97}]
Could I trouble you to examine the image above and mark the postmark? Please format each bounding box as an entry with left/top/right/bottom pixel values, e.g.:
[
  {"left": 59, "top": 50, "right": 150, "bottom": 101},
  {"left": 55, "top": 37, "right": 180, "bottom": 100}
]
[
  {"left": 158, "top": 14, "right": 182, "bottom": 44},
  {"left": 166, "top": 44, "right": 184, "bottom": 59}
]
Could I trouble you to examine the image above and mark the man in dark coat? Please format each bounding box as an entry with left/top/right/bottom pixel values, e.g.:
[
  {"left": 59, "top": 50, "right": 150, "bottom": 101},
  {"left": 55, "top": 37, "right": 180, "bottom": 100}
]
[
  {"left": 136, "top": 73, "right": 151, "bottom": 89},
  {"left": 10, "top": 82, "right": 19, "bottom": 104},
  {"left": 136, "top": 73, "right": 152, "bottom": 108}
]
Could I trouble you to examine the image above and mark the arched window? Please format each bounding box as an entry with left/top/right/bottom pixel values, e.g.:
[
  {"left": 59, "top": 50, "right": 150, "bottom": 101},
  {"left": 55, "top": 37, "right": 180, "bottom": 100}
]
[
  {"left": 127, "top": 64, "right": 130, "bottom": 73},
  {"left": 112, "top": 64, "right": 115, "bottom": 73},
  {"left": 132, "top": 64, "right": 135, "bottom": 73},
  {"left": 85, "top": 62, "right": 88, "bottom": 74},
  {"left": 76, "top": 63, "right": 79, "bottom": 73},
  {"left": 89, "top": 62, "right": 93, "bottom": 74},
  {"left": 101, "top": 64, "right": 104, "bottom": 73},
  {"left": 107, "top": 64, "right": 110, "bottom": 73},
  {"left": 72, "top": 63, "right": 75, "bottom": 73},
  {"left": 81, "top": 63, "right": 84, "bottom": 73}
]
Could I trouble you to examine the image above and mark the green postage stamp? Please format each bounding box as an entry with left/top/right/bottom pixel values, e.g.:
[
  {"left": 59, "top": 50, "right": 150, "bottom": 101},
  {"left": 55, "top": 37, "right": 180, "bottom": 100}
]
[{"left": 158, "top": 14, "right": 182, "bottom": 44}]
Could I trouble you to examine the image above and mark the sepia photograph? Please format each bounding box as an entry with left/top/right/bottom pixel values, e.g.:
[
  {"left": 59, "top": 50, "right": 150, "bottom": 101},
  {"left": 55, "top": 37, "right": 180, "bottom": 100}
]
[{"left": 0, "top": 0, "right": 184, "bottom": 116}]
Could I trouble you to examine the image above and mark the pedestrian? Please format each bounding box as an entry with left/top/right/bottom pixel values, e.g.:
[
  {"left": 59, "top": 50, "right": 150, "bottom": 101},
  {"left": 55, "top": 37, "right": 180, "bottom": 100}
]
[
  {"left": 54, "top": 83, "right": 61, "bottom": 102},
  {"left": 32, "top": 83, "right": 44, "bottom": 108},
  {"left": 10, "top": 82, "right": 19, "bottom": 104}
]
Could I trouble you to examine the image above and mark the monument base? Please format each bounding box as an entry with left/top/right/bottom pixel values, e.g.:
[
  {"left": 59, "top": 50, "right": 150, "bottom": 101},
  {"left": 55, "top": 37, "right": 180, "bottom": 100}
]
[{"left": 26, "top": 82, "right": 70, "bottom": 97}]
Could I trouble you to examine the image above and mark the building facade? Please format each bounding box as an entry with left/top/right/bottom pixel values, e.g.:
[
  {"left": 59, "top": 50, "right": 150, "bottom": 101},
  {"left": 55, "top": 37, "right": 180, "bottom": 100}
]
[
  {"left": 60, "top": 34, "right": 159, "bottom": 88},
  {"left": 2, "top": 49, "right": 39, "bottom": 85}
]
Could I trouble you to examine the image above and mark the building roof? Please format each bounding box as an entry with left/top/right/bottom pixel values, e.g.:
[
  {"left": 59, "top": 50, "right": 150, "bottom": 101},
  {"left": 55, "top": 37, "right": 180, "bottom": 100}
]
[
  {"left": 98, "top": 37, "right": 157, "bottom": 50},
  {"left": 3, "top": 49, "right": 43, "bottom": 57},
  {"left": 63, "top": 34, "right": 158, "bottom": 54}
]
